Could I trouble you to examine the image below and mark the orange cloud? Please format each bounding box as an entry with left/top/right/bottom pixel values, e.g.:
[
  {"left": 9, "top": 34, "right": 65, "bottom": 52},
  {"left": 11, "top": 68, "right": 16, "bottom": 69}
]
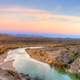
[{"left": 0, "top": 7, "right": 80, "bottom": 34}]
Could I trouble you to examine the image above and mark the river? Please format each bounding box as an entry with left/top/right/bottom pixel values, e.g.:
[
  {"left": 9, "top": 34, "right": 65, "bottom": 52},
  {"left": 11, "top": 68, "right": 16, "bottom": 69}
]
[{"left": 4, "top": 47, "right": 72, "bottom": 80}]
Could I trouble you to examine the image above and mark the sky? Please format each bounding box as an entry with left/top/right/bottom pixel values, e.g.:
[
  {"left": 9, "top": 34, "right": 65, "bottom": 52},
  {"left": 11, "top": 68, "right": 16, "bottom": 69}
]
[{"left": 0, "top": 0, "right": 80, "bottom": 36}]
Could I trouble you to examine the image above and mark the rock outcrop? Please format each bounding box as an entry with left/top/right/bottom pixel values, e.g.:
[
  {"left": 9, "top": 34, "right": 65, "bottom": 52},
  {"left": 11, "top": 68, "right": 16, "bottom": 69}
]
[
  {"left": 0, "top": 68, "right": 35, "bottom": 80},
  {"left": 69, "top": 57, "right": 80, "bottom": 73}
]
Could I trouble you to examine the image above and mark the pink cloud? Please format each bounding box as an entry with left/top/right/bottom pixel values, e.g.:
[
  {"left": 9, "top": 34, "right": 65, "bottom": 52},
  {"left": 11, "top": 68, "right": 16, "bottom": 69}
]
[{"left": 0, "top": 6, "right": 80, "bottom": 34}]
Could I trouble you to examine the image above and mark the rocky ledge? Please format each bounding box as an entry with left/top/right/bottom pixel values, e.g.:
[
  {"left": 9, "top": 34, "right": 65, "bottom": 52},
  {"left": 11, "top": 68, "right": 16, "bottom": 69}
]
[{"left": 0, "top": 68, "right": 37, "bottom": 80}]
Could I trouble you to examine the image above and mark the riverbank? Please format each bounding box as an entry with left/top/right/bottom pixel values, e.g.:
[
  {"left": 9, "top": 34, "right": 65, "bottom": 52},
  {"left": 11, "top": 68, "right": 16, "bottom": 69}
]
[{"left": 0, "top": 68, "right": 36, "bottom": 80}]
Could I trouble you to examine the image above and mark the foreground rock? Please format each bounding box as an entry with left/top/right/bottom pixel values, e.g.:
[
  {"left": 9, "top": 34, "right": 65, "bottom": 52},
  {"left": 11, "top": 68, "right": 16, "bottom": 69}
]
[{"left": 0, "top": 68, "right": 35, "bottom": 80}]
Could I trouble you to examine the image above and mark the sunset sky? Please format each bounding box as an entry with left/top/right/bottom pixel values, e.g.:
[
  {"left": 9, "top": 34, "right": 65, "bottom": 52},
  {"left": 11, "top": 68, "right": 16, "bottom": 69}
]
[{"left": 0, "top": 0, "right": 80, "bottom": 36}]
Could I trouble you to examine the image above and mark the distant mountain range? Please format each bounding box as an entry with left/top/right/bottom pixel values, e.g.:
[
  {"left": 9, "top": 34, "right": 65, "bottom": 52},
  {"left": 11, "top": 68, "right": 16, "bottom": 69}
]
[
  {"left": 15, "top": 34, "right": 80, "bottom": 39},
  {"left": 0, "top": 32, "right": 80, "bottom": 39}
]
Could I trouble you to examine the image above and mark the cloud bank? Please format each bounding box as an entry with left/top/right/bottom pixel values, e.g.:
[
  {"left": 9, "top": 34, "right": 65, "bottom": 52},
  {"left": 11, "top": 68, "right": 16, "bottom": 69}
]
[{"left": 0, "top": 6, "right": 80, "bottom": 34}]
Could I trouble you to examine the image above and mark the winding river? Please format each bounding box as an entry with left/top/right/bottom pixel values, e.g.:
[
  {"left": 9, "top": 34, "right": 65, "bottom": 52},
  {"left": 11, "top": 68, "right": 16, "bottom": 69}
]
[{"left": 4, "top": 47, "right": 72, "bottom": 80}]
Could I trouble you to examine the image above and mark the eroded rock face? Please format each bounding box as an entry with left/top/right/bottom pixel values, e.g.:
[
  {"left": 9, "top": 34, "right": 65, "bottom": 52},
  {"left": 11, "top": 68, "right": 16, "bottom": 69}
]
[
  {"left": 69, "top": 57, "right": 80, "bottom": 73},
  {"left": 0, "top": 68, "right": 35, "bottom": 80},
  {"left": 26, "top": 48, "right": 54, "bottom": 65}
]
